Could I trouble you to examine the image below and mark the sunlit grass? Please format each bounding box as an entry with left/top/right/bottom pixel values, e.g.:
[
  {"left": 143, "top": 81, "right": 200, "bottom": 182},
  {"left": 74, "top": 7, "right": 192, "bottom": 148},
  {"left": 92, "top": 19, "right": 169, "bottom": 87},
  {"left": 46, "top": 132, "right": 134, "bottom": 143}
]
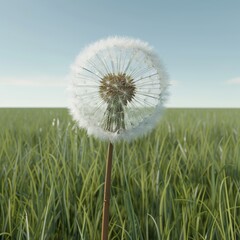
[{"left": 0, "top": 108, "right": 240, "bottom": 239}]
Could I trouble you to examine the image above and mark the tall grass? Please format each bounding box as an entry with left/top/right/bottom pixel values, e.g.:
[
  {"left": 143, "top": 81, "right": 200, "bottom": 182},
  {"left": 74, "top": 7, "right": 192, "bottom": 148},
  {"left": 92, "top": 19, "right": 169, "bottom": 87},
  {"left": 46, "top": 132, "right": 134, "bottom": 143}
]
[{"left": 0, "top": 108, "right": 240, "bottom": 239}]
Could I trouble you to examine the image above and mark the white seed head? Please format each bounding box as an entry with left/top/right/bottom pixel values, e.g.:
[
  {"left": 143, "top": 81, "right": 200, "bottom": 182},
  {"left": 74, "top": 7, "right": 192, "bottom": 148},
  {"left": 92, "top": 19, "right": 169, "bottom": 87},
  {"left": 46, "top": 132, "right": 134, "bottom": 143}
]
[{"left": 68, "top": 36, "right": 169, "bottom": 142}]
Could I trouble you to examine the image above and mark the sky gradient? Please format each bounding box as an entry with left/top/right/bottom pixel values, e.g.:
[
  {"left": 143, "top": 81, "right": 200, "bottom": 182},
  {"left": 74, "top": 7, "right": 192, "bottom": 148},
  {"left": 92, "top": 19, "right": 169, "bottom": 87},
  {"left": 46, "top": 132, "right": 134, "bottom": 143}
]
[{"left": 0, "top": 0, "right": 239, "bottom": 108}]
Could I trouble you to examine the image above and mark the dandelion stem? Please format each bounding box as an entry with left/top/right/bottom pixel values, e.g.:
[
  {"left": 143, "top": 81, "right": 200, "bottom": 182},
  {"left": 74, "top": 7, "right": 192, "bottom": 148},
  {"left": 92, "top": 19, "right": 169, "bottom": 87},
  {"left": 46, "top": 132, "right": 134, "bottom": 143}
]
[{"left": 101, "top": 142, "right": 114, "bottom": 240}]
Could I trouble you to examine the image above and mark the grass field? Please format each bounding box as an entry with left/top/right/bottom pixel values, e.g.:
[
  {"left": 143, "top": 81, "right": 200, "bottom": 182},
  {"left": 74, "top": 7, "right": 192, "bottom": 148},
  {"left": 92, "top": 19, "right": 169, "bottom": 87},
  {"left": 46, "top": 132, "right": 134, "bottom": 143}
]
[{"left": 0, "top": 108, "right": 240, "bottom": 240}]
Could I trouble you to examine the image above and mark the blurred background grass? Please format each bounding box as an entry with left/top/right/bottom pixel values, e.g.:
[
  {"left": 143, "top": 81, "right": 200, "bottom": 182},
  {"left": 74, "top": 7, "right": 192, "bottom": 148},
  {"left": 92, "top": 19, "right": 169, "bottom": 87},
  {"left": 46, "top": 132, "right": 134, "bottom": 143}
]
[{"left": 0, "top": 108, "right": 240, "bottom": 239}]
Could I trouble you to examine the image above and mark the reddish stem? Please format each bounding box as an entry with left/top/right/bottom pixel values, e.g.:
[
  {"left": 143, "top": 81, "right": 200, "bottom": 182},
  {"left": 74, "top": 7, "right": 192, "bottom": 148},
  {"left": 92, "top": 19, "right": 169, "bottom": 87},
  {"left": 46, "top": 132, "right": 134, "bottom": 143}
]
[{"left": 101, "top": 142, "right": 114, "bottom": 240}]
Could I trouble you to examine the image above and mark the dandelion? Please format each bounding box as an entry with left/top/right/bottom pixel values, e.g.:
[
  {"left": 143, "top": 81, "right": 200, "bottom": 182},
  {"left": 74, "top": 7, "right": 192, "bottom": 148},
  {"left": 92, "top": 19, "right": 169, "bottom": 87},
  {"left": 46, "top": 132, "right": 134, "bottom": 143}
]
[
  {"left": 68, "top": 36, "right": 169, "bottom": 240},
  {"left": 68, "top": 36, "right": 168, "bottom": 142}
]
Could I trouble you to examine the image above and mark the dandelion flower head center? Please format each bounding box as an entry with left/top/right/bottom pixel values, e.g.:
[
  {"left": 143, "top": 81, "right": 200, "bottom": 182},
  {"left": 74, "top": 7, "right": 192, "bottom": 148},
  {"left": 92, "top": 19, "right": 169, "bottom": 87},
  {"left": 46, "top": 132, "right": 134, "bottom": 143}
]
[{"left": 99, "top": 73, "right": 136, "bottom": 106}]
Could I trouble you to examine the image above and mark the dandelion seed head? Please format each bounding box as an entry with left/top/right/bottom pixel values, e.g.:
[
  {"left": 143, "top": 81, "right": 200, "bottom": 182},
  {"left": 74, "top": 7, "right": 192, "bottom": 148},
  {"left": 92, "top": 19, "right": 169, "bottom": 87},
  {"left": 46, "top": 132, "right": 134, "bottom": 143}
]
[{"left": 68, "top": 36, "right": 169, "bottom": 142}]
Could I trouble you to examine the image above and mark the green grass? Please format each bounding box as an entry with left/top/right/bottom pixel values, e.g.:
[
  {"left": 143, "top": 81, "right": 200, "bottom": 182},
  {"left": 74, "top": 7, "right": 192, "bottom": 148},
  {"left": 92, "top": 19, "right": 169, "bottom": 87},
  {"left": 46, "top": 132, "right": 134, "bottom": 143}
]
[{"left": 0, "top": 108, "right": 240, "bottom": 240}]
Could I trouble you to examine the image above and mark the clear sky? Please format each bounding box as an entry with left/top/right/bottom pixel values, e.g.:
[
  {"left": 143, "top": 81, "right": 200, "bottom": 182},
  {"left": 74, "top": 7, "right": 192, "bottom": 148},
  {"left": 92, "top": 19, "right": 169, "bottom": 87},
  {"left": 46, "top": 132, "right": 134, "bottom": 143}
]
[{"left": 0, "top": 0, "right": 239, "bottom": 108}]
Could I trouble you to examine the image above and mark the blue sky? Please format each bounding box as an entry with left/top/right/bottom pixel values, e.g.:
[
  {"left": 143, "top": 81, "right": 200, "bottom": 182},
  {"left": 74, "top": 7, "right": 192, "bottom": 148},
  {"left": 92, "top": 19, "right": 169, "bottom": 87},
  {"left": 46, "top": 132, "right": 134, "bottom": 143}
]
[{"left": 0, "top": 0, "right": 239, "bottom": 108}]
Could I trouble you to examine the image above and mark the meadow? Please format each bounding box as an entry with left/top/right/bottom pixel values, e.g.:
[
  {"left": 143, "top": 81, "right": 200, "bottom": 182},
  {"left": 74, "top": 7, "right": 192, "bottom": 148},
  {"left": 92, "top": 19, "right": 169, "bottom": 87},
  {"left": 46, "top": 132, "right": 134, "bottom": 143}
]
[{"left": 0, "top": 108, "right": 240, "bottom": 240}]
